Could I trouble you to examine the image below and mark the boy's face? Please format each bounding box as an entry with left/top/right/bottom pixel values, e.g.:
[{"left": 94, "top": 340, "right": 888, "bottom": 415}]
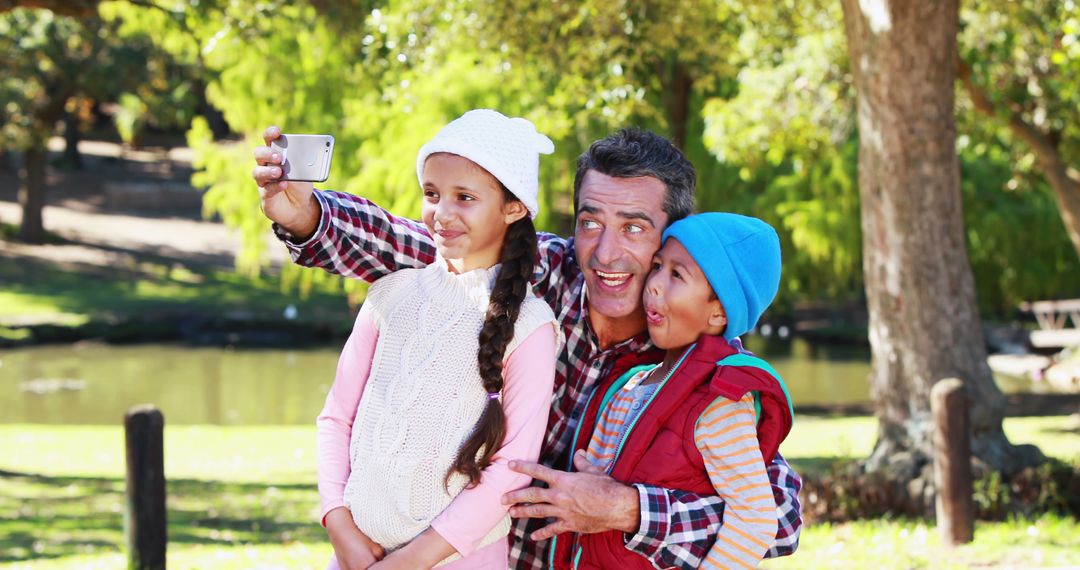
[{"left": 642, "top": 238, "right": 727, "bottom": 350}]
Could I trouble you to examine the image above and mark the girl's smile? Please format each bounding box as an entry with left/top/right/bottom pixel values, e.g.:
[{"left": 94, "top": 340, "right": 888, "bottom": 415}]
[{"left": 421, "top": 153, "right": 528, "bottom": 273}]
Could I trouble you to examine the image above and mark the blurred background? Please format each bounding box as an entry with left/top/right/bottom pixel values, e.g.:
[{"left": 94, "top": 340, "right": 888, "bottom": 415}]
[{"left": 0, "top": 1, "right": 1077, "bottom": 568}]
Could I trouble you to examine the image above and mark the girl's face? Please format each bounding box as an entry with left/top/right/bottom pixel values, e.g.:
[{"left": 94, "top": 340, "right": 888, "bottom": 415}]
[
  {"left": 421, "top": 153, "right": 528, "bottom": 273},
  {"left": 642, "top": 238, "right": 727, "bottom": 351}
]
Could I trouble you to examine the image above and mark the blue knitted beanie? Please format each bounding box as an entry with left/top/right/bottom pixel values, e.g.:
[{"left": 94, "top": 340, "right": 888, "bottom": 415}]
[{"left": 662, "top": 213, "right": 782, "bottom": 341}]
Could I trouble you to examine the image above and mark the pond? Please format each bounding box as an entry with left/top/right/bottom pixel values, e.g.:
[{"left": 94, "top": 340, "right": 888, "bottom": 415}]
[{"left": 0, "top": 338, "right": 1037, "bottom": 425}]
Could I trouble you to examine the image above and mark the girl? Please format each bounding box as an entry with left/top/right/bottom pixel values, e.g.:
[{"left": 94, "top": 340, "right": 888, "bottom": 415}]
[{"left": 316, "top": 110, "right": 559, "bottom": 570}]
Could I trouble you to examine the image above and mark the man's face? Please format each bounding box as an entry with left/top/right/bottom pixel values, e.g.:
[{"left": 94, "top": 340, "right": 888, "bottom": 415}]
[{"left": 574, "top": 170, "right": 669, "bottom": 324}]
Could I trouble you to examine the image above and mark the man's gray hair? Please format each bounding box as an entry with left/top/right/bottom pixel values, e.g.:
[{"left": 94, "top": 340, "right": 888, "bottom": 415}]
[{"left": 573, "top": 127, "right": 696, "bottom": 226}]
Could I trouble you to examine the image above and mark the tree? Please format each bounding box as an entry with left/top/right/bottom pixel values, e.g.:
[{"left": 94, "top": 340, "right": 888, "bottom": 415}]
[
  {"left": 473, "top": 0, "right": 744, "bottom": 151},
  {"left": 839, "top": 0, "right": 1040, "bottom": 503},
  {"left": 0, "top": 6, "right": 196, "bottom": 243},
  {"left": 701, "top": 0, "right": 1080, "bottom": 312},
  {"left": 0, "top": 9, "right": 96, "bottom": 242},
  {"left": 129, "top": 0, "right": 1076, "bottom": 315},
  {"left": 958, "top": 1, "right": 1080, "bottom": 259},
  {"left": 102, "top": 0, "right": 231, "bottom": 140},
  {"left": 0, "top": 0, "right": 99, "bottom": 17}
]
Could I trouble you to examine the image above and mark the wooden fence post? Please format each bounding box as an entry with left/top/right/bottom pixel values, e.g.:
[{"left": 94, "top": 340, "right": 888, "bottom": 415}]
[
  {"left": 931, "top": 378, "right": 974, "bottom": 546},
  {"left": 125, "top": 405, "right": 167, "bottom": 569}
]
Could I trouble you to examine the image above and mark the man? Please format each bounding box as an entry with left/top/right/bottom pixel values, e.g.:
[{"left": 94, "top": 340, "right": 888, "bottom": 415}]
[{"left": 252, "top": 125, "right": 802, "bottom": 569}]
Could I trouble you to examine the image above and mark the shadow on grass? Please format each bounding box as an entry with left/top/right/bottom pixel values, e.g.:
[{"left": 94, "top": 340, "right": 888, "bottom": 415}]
[
  {"left": 0, "top": 469, "right": 325, "bottom": 563},
  {"left": 0, "top": 253, "right": 345, "bottom": 324},
  {"left": 787, "top": 456, "right": 856, "bottom": 478}
]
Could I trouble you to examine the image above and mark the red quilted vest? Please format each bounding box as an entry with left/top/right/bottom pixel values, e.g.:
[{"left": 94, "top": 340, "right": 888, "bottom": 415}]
[{"left": 549, "top": 334, "right": 793, "bottom": 569}]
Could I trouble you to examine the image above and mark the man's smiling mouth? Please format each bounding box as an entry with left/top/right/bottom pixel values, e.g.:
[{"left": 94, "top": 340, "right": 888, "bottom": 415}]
[{"left": 594, "top": 270, "right": 631, "bottom": 288}]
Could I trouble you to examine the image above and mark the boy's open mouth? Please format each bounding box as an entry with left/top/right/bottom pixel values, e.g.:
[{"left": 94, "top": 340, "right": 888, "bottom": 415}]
[{"left": 644, "top": 306, "right": 664, "bottom": 325}]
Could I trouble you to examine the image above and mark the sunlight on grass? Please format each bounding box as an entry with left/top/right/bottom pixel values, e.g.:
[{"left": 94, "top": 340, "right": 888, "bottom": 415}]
[
  {"left": 780, "top": 416, "right": 1079, "bottom": 464},
  {"left": 2, "top": 419, "right": 1076, "bottom": 568},
  {"left": 2, "top": 542, "right": 334, "bottom": 569},
  {"left": 761, "top": 515, "right": 1080, "bottom": 569},
  {"left": 0, "top": 292, "right": 87, "bottom": 326},
  {"left": 0, "top": 255, "right": 348, "bottom": 328},
  {"left": 0, "top": 425, "right": 315, "bottom": 483}
]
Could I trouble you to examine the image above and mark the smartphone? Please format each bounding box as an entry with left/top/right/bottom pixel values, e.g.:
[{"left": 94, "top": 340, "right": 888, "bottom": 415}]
[{"left": 270, "top": 134, "right": 335, "bottom": 182}]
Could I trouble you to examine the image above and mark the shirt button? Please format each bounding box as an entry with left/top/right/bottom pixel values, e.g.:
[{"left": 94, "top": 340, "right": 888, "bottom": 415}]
[{"left": 631, "top": 401, "right": 642, "bottom": 410}]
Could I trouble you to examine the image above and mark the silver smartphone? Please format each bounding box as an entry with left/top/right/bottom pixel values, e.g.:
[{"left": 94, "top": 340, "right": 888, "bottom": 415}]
[{"left": 270, "top": 134, "right": 335, "bottom": 182}]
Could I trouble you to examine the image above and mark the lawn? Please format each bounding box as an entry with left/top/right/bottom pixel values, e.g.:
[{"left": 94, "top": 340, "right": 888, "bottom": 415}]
[
  {"left": 1, "top": 417, "right": 1077, "bottom": 569},
  {"left": 0, "top": 254, "right": 349, "bottom": 329}
]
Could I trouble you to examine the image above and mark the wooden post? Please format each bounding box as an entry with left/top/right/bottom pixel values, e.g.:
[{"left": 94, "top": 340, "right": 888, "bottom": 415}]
[
  {"left": 931, "top": 378, "right": 974, "bottom": 545},
  {"left": 125, "top": 405, "right": 167, "bottom": 569}
]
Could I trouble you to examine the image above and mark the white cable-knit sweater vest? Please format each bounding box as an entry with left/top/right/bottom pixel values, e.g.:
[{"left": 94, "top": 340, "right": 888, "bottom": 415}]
[{"left": 343, "top": 257, "right": 556, "bottom": 565}]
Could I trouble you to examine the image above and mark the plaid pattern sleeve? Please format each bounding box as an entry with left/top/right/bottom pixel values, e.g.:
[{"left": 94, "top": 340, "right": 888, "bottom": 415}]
[
  {"left": 270, "top": 190, "right": 806, "bottom": 568},
  {"left": 624, "top": 485, "right": 724, "bottom": 569},
  {"left": 272, "top": 190, "right": 437, "bottom": 281},
  {"left": 766, "top": 452, "right": 803, "bottom": 558},
  {"left": 622, "top": 454, "right": 802, "bottom": 568}
]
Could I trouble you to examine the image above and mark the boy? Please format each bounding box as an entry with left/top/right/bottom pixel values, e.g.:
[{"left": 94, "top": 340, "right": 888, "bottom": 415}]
[{"left": 550, "top": 212, "right": 794, "bottom": 569}]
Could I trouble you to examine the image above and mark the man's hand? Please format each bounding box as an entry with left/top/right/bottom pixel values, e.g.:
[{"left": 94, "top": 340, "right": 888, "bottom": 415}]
[
  {"left": 502, "top": 450, "right": 640, "bottom": 541},
  {"left": 252, "top": 125, "right": 320, "bottom": 240},
  {"left": 325, "top": 507, "right": 385, "bottom": 570}
]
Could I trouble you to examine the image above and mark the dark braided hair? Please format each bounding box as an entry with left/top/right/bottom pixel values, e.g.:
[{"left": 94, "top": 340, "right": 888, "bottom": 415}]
[{"left": 447, "top": 188, "right": 538, "bottom": 488}]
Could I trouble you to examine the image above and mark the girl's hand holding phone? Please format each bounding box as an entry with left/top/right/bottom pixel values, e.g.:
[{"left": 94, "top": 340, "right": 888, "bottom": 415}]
[{"left": 324, "top": 508, "right": 385, "bottom": 570}]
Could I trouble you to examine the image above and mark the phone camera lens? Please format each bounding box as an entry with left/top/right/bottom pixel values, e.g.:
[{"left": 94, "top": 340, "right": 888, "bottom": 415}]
[{"left": 325, "top": 142, "right": 330, "bottom": 147}]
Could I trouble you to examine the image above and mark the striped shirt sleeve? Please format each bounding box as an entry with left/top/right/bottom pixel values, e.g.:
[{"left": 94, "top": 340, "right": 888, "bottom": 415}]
[{"left": 694, "top": 394, "right": 777, "bottom": 569}]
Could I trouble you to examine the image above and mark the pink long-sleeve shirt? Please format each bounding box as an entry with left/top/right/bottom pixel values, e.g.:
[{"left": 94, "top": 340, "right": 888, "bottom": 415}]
[{"left": 317, "top": 309, "right": 557, "bottom": 558}]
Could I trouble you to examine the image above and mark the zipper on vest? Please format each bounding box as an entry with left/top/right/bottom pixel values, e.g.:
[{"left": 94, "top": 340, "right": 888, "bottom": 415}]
[
  {"left": 550, "top": 373, "right": 606, "bottom": 569},
  {"left": 609, "top": 343, "right": 695, "bottom": 468},
  {"left": 566, "top": 345, "right": 694, "bottom": 569},
  {"left": 556, "top": 345, "right": 695, "bottom": 569}
]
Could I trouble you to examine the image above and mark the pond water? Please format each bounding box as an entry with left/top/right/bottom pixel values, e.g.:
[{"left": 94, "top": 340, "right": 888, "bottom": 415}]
[{"left": 0, "top": 338, "right": 1035, "bottom": 425}]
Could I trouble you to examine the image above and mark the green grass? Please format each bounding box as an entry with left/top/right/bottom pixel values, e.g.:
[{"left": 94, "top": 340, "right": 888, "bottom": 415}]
[
  {"left": 781, "top": 415, "right": 1080, "bottom": 476},
  {"left": 0, "top": 254, "right": 348, "bottom": 328},
  {"left": 0, "top": 426, "right": 324, "bottom": 566},
  {"left": 760, "top": 514, "right": 1079, "bottom": 569},
  {"left": 1, "top": 418, "right": 1077, "bottom": 568}
]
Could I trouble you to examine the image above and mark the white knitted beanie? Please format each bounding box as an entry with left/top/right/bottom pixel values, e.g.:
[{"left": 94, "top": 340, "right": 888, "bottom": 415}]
[{"left": 416, "top": 109, "right": 555, "bottom": 218}]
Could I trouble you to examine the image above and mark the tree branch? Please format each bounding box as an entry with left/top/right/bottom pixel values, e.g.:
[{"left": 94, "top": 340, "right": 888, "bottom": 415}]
[
  {"left": 0, "top": 0, "right": 99, "bottom": 17},
  {"left": 956, "top": 59, "right": 1058, "bottom": 161}
]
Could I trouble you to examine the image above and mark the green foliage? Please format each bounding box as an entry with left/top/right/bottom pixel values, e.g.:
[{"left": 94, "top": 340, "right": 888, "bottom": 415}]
[
  {"left": 974, "top": 469, "right": 1010, "bottom": 516},
  {"left": 473, "top": 0, "right": 743, "bottom": 134},
  {"left": 959, "top": 128, "right": 1080, "bottom": 312},
  {"left": 959, "top": 0, "right": 1080, "bottom": 169},
  {"left": 0, "top": 5, "right": 202, "bottom": 153},
  {"left": 699, "top": 0, "right": 1080, "bottom": 312},
  {"left": 113, "top": 92, "right": 148, "bottom": 145},
  {"left": 2, "top": 420, "right": 1077, "bottom": 567},
  {"left": 0, "top": 9, "right": 98, "bottom": 150},
  {"left": 116, "top": 0, "right": 1079, "bottom": 312}
]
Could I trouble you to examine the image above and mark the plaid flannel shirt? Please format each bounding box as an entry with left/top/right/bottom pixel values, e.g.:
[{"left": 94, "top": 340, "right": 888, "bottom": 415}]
[{"left": 276, "top": 190, "right": 802, "bottom": 569}]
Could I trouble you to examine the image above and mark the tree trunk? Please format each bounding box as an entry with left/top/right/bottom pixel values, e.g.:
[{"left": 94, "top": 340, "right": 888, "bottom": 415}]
[
  {"left": 1038, "top": 161, "right": 1080, "bottom": 259},
  {"left": 839, "top": 0, "right": 1040, "bottom": 507},
  {"left": 18, "top": 146, "right": 47, "bottom": 244},
  {"left": 0, "top": 0, "right": 100, "bottom": 16},
  {"left": 664, "top": 62, "right": 693, "bottom": 152},
  {"left": 194, "top": 78, "right": 230, "bottom": 140},
  {"left": 63, "top": 111, "right": 83, "bottom": 169}
]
